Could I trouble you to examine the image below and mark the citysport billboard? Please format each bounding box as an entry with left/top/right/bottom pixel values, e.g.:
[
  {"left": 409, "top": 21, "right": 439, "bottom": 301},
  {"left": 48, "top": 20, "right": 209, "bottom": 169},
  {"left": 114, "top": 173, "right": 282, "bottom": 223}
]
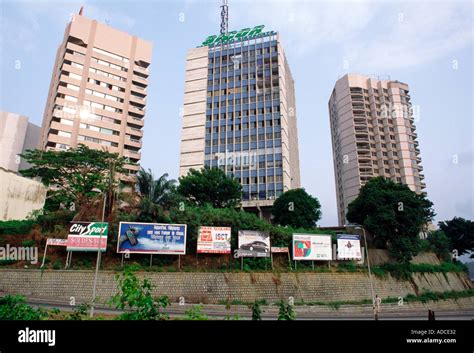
[
  {"left": 66, "top": 222, "right": 108, "bottom": 252},
  {"left": 292, "top": 234, "right": 332, "bottom": 261},
  {"left": 337, "top": 234, "right": 362, "bottom": 260},
  {"left": 197, "top": 226, "right": 231, "bottom": 254},
  {"left": 237, "top": 230, "right": 270, "bottom": 257},
  {"left": 117, "top": 222, "right": 187, "bottom": 255}
]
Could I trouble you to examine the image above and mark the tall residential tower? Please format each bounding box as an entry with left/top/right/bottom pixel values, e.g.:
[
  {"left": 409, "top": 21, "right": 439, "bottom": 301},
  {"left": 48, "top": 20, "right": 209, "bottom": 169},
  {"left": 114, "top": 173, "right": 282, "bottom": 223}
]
[
  {"left": 38, "top": 11, "right": 152, "bottom": 175},
  {"left": 179, "top": 25, "right": 301, "bottom": 218},
  {"left": 329, "top": 74, "right": 425, "bottom": 225}
]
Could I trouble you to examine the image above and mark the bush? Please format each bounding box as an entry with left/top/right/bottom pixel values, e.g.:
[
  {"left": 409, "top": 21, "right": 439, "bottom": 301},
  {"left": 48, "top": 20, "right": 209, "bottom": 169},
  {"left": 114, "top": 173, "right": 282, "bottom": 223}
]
[
  {"left": 184, "top": 305, "right": 208, "bottom": 320},
  {"left": 110, "top": 269, "right": 170, "bottom": 320},
  {"left": 0, "top": 295, "right": 47, "bottom": 320},
  {"left": 0, "top": 220, "right": 34, "bottom": 235},
  {"left": 251, "top": 300, "right": 262, "bottom": 320},
  {"left": 277, "top": 301, "right": 296, "bottom": 320}
]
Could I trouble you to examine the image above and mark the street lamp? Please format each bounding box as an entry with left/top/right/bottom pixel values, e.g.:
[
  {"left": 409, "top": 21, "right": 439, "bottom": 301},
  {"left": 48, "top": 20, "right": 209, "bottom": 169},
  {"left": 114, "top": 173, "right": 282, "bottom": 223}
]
[
  {"left": 346, "top": 222, "right": 376, "bottom": 320},
  {"left": 90, "top": 188, "right": 107, "bottom": 318}
]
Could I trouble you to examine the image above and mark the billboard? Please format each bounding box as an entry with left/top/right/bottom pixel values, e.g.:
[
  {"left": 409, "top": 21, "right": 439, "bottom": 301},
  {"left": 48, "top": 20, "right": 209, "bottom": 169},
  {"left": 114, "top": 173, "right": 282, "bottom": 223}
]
[
  {"left": 292, "top": 234, "right": 332, "bottom": 261},
  {"left": 238, "top": 230, "right": 270, "bottom": 257},
  {"left": 66, "top": 222, "right": 108, "bottom": 252},
  {"left": 197, "top": 226, "right": 231, "bottom": 254},
  {"left": 117, "top": 222, "right": 187, "bottom": 255},
  {"left": 46, "top": 238, "right": 68, "bottom": 247},
  {"left": 337, "top": 234, "right": 362, "bottom": 260}
]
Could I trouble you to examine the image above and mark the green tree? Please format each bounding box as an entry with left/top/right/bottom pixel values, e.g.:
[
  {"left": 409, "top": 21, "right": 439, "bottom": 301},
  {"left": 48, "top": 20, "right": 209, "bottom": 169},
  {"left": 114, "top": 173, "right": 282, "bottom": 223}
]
[
  {"left": 271, "top": 188, "right": 322, "bottom": 228},
  {"left": 177, "top": 167, "right": 242, "bottom": 208},
  {"left": 438, "top": 217, "right": 474, "bottom": 256},
  {"left": 426, "top": 230, "right": 452, "bottom": 261},
  {"left": 136, "top": 168, "right": 179, "bottom": 220},
  {"left": 346, "top": 177, "right": 435, "bottom": 263},
  {"left": 20, "top": 145, "right": 127, "bottom": 211},
  {"left": 110, "top": 269, "right": 170, "bottom": 320}
]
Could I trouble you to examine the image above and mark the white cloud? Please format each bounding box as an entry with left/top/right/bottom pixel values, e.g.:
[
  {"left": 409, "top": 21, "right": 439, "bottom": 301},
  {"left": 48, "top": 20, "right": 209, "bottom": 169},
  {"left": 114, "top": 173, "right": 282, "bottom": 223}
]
[{"left": 228, "top": 0, "right": 472, "bottom": 70}]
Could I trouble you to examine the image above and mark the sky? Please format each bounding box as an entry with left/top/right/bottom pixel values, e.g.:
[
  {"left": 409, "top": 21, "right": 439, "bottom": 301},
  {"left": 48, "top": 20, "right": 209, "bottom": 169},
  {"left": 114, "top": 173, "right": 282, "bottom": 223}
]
[{"left": 0, "top": 0, "right": 473, "bottom": 227}]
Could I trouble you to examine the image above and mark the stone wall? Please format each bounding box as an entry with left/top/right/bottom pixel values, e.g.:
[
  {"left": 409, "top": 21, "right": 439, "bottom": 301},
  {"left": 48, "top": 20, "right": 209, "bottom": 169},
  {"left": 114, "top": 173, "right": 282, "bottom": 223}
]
[{"left": 0, "top": 269, "right": 471, "bottom": 305}]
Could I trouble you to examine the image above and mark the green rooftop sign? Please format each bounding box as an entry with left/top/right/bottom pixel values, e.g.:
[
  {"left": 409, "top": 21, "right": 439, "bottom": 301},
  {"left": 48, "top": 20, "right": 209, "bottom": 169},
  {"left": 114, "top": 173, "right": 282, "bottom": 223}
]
[{"left": 200, "top": 25, "right": 276, "bottom": 47}]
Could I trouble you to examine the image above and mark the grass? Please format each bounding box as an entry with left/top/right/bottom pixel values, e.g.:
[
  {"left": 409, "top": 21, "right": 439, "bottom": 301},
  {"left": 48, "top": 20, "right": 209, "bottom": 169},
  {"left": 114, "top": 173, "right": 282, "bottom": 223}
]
[{"left": 371, "top": 262, "right": 467, "bottom": 280}]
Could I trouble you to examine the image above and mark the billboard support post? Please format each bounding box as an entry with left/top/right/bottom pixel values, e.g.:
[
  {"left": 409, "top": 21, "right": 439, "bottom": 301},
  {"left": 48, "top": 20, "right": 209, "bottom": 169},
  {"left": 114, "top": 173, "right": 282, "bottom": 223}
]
[
  {"left": 241, "top": 257, "right": 243, "bottom": 271},
  {"left": 288, "top": 253, "right": 291, "bottom": 269},
  {"left": 90, "top": 193, "right": 107, "bottom": 318},
  {"left": 150, "top": 254, "right": 153, "bottom": 269},
  {"left": 178, "top": 255, "right": 181, "bottom": 270},
  {"left": 270, "top": 252, "right": 273, "bottom": 269},
  {"left": 40, "top": 243, "right": 48, "bottom": 268},
  {"left": 312, "top": 261, "right": 314, "bottom": 270},
  {"left": 121, "top": 253, "right": 124, "bottom": 269}
]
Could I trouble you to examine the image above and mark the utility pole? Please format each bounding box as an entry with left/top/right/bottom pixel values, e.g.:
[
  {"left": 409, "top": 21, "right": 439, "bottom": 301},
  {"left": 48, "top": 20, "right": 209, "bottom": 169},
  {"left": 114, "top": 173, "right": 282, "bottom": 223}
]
[{"left": 220, "top": 0, "right": 229, "bottom": 35}]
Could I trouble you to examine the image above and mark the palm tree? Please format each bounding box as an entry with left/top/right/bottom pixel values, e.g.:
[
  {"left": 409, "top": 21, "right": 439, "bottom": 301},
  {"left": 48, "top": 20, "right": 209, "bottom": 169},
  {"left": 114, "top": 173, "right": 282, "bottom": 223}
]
[{"left": 136, "top": 168, "right": 177, "bottom": 219}]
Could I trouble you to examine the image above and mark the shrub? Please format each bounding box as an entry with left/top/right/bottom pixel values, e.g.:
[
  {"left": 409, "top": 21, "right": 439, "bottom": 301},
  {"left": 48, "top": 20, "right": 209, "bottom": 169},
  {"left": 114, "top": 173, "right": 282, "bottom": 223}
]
[
  {"left": 277, "top": 301, "right": 296, "bottom": 320},
  {"left": 251, "top": 300, "right": 262, "bottom": 320},
  {"left": 184, "top": 305, "right": 208, "bottom": 320},
  {"left": 0, "top": 295, "right": 47, "bottom": 320},
  {"left": 0, "top": 220, "right": 34, "bottom": 235},
  {"left": 110, "top": 269, "right": 170, "bottom": 320}
]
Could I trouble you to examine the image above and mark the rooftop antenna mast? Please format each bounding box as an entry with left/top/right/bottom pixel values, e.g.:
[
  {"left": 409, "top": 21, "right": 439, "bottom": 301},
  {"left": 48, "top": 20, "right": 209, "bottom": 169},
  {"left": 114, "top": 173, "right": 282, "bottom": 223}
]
[{"left": 220, "top": 0, "right": 229, "bottom": 34}]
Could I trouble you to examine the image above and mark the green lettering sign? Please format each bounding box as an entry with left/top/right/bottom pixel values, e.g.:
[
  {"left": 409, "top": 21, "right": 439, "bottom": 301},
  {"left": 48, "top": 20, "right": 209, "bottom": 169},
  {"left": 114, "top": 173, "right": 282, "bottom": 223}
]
[{"left": 200, "top": 25, "right": 274, "bottom": 47}]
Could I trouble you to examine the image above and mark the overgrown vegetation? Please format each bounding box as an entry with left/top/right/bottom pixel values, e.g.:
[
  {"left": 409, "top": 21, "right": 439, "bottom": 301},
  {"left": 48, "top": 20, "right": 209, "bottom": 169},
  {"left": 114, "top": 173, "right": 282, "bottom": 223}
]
[
  {"left": 372, "top": 262, "right": 467, "bottom": 280},
  {"left": 110, "top": 268, "right": 170, "bottom": 320},
  {"left": 0, "top": 295, "right": 47, "bottom": 320},
  {"left": 277, "top": 301, "right": 296, "bottom": 320}
]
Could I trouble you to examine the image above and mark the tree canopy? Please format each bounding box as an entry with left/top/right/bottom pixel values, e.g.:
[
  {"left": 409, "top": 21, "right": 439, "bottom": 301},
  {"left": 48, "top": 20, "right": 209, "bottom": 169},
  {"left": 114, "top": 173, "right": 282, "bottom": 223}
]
[
  {"left": 177, "top": 167, "right": 242, "bottom": 208},
  {"left": 20, "top": 145, "right": 127, "bottom": 211},
  {"left": 346, "top": 177, "right": 435, "bottom": 263},
  {"left": 438, "top": 217, "right": 474, "bottom": 257},
  {"left": 271, "top": 188, "right": 322, "bottom": 228},
  {"left": 136, "top": 168, "right": 179, "bottom": 220}
]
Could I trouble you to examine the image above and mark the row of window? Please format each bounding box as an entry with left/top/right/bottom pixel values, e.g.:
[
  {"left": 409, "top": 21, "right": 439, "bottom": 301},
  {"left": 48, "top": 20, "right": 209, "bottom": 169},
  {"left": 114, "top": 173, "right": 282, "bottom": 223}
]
[
  {"left": 205, "top": 132, "right": 282, "bottom": 145},
  {"left": 209, "top": 46, "right": 277, "bottom": 63},
  {"left": 205, "top": 119, "right": 281, "bottom": 133},
  {"left": 78, "top": 134, "right": 118, "bottom": 147},
  {"left": 85, "top": 88, "right": 124, "bottom": 103}
]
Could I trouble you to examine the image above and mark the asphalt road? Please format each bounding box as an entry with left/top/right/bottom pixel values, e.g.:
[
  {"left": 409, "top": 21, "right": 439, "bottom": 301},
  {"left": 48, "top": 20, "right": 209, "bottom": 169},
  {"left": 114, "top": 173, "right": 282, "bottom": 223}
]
[{"left": 26, "top": 298, "right": 474, "bottom": 320}]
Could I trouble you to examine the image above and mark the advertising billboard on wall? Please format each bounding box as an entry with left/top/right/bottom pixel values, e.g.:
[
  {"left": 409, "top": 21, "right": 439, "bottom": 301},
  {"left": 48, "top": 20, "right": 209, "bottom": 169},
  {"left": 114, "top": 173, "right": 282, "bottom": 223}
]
[
  {"left": 117, "top": 222, "right": 187, "bottom": 255},
  {"left": 66, "top": 222, "right": 108, "bottom": 252},
  {"left": 337, "top": 234, "right": 362, "bottom": 260},
  {"left": 237, "top": 230, "right": 270, "bottom": 257},
  {"left": 197, "top": 226, "right": 231, "bottom": 254},
  {"left": 292, "top": 234, "right": 332, "bottom": 261}
]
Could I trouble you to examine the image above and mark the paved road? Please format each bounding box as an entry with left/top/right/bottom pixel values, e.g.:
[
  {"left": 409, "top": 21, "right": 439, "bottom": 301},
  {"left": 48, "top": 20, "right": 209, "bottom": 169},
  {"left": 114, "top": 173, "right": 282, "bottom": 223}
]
[{"left": 26, "top": 297, "right": 474, "bottom": 320}]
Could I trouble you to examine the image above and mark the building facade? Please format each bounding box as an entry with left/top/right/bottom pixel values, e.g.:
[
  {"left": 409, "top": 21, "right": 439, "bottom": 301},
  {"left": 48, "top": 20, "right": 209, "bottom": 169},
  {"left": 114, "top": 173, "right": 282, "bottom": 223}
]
[
  {"left": 0, "top": 111, "right": 40, "bottom": 172},
  {"left": 329, "top": 74, "right": 425, "bottom": 225},
  {"left": 179, "top": 26, "right": 301, "bottom": 217},
  {"left": 38, "top": 12, "right": 152, "bottom": 175}
]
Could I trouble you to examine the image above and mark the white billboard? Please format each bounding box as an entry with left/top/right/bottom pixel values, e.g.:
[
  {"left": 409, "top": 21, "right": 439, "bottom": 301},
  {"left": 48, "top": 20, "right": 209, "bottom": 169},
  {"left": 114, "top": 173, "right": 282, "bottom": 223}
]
[
  {"left": 238, "top": 230, "right": 270, "bottom": 257},
  {"left": 197, "top": 226, "right": 231, "bottom": 254},
  {"left": 337, "top": 234, "right": 362, "bottom": 260},
  {"left": 292, "top": 234, "right": 332, "bottom": 261}
]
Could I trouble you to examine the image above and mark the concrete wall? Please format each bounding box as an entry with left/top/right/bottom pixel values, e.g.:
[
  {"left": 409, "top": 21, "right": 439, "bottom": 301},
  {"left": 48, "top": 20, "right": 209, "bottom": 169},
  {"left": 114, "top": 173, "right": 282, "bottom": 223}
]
[
  {"left": 0, "top": 168, "right": 46, "bottom": 220},
  {"left": 0, "top": 269, "right": 470, "bottom": 305}
]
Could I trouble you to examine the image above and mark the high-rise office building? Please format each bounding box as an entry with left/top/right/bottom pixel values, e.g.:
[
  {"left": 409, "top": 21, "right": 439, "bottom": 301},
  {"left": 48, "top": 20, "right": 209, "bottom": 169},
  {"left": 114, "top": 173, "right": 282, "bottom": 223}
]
[
  {"left": 179, "top": 25, "right": 301, "bottom": 217},
  {"left": 38, "top": 11, "right": 152, "bottom": 175},
  {"left": 0, "top": 111, "right": 40, "bottom": 172},
  {"left": 329, "top": 74, "right": 426, "bottom": 225}
]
